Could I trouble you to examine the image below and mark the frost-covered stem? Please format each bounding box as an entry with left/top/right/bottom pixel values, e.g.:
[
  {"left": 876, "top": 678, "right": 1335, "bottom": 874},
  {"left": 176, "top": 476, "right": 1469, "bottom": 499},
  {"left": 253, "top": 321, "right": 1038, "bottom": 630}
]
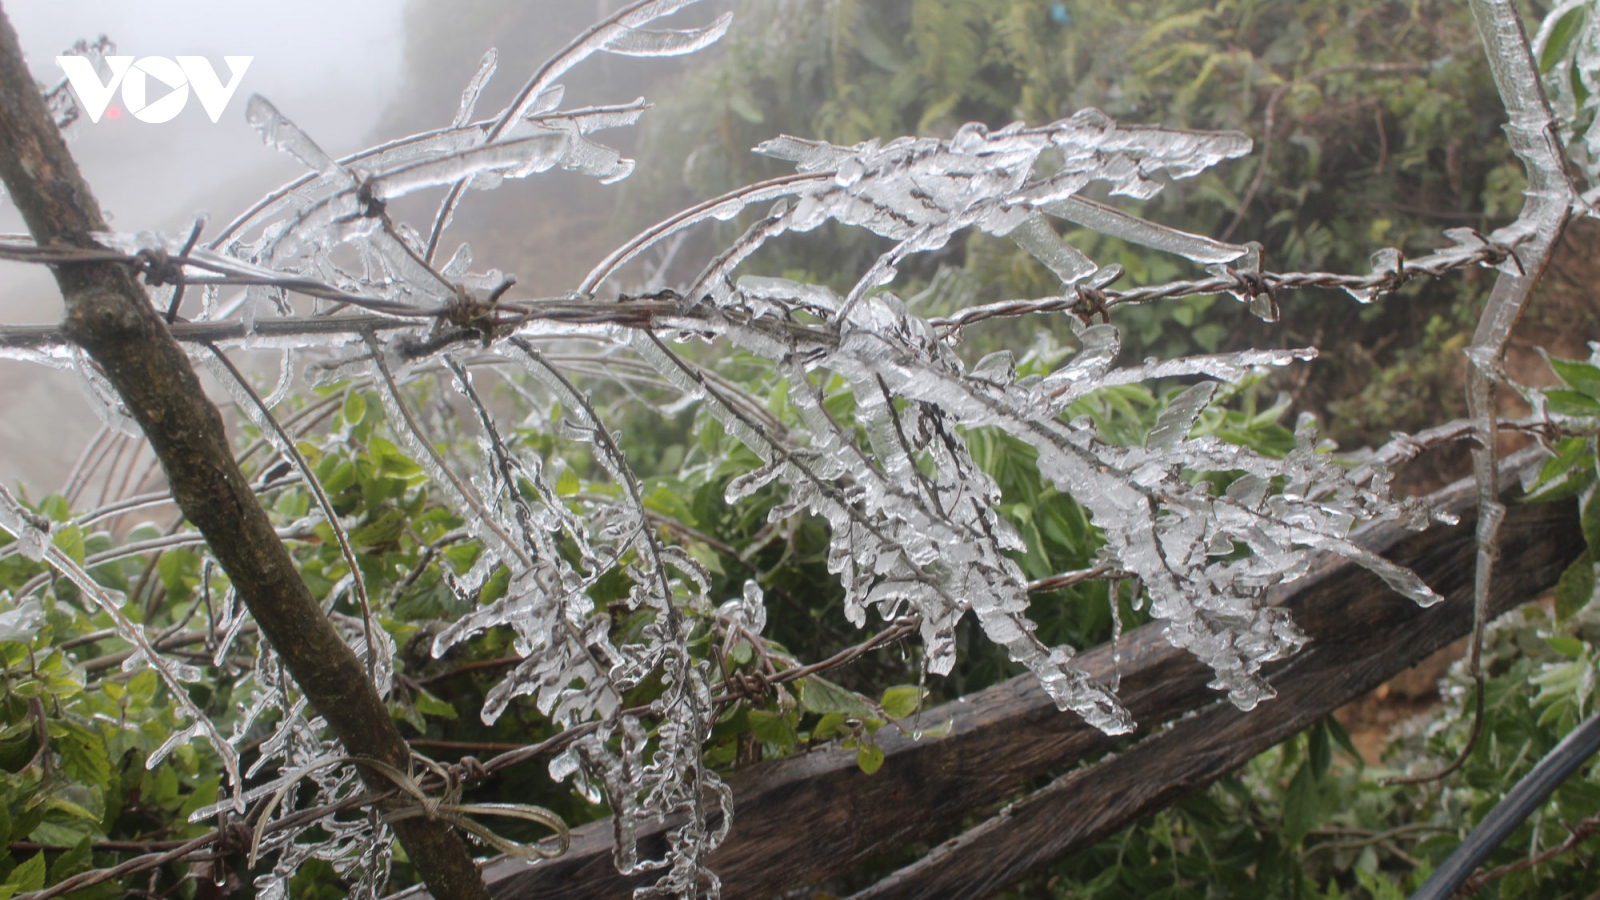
[
  {"left": 9, "top": 525, "right": 314, "bottom": 600},
  {"left": 363, "top": 332, "right": 532, "bottom": 569},
  {"left": 60, "top": 424, "right": 112, "bottom": 502},
  {"left": 637, "top": 333, "right": 879, "bottom": 530},
  {"left": 442, "top": 355, "right": 547, "bottom": 558},
  {"left": 0, "top": 10, "right": 490, "bottom": 899},
  {"left": 1464, "top": 0, "right": 1574, "bottom": 678},
  {"left": 579, "top": 174, "right": 829, "bottom": 293},
  {"left": 423, "top": 0, "right": 720, "bottom": 263},
  {"left": 512, "top": 338, "right": 676, "bottom": 608},
  {"left": 206, "top": 345, "right": 381, "bottom": 688},
  {"left": 929, "top": 241, "right": 1521, "bottom": 334},
  {"left": 1027, "top": 563, "right": 1126, "bottom": 594}
]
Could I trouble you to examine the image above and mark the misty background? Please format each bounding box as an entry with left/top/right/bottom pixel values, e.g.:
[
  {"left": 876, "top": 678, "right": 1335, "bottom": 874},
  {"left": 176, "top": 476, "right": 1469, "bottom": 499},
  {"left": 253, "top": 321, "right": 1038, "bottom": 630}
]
[{"left": 0, "top": 0, "right": 719, "bottom": 492}]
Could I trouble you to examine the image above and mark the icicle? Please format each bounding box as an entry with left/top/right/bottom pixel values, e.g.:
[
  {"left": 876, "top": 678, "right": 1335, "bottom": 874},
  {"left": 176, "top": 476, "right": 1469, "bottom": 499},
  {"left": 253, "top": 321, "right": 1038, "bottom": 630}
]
[
  {"left": 0, "top": 484, "right": 51, "bottom": 562},
  {"left": 247, "top": 95, "right": 346, "bottom": 179},
  {"left": 601, "top": 12, "right": 733, "bottom": 57},
  {"left": 453, "top": 48, "right": 498, "bottom": 128}
]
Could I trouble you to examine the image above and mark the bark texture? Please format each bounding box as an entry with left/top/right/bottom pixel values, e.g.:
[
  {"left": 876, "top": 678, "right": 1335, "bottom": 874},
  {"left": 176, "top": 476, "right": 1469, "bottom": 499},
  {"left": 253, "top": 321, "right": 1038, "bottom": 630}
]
[{"left": 0, "top": 9, "right": 489, "bottom": 899}]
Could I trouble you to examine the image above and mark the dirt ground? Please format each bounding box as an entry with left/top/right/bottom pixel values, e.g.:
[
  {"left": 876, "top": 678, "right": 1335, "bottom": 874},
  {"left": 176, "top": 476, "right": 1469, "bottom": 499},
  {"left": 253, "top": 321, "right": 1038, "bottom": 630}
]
[{"left": 1334, "top": 636, "right": 1468, "bottom": 765}]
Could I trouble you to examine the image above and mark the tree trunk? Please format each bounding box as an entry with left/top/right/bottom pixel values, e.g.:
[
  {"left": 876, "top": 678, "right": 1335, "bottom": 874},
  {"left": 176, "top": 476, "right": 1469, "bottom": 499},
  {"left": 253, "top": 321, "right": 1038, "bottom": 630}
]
[{"left": 0, "top": 8, "right": 489, "bottom": 899}]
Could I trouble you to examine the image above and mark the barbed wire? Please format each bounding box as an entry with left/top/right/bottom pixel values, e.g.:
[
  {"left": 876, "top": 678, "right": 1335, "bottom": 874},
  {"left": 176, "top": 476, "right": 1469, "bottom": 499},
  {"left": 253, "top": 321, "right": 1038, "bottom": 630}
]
[
  {"left": 931, "top": 237, "right": 1522, "bottom": 333},
  {"left": 0, "top": 230, "right": 1522, "bottom": 355}
]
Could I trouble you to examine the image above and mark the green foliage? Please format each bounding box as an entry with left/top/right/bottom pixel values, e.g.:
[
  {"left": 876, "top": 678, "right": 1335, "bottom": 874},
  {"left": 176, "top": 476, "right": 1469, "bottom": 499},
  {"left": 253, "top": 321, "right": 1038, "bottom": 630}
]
[
  {"left": 627, "top": 0, "right": 1515, "bottom": 446},
  {"left": 1526, "top": 353, "right": 1600, "bottom": 626},
  {"left": 0, "top": 313, "right": 1309, "bottom": 896},
  {"left": 7, "top": 0, "right": 1596, "bottom": 896},
  {"left": 1017, "top": 605, "right": 1600, "bottom": 899}
]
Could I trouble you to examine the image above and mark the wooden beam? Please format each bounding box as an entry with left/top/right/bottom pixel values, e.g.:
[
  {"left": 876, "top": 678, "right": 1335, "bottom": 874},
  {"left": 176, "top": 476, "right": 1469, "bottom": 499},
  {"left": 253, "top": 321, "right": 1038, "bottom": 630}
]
[
  {"left": 407, "top": 451, "right": 1578, "bottom": 899},
  {"left": 849, "top": 457, "right": 1578, "bottom": 897}
]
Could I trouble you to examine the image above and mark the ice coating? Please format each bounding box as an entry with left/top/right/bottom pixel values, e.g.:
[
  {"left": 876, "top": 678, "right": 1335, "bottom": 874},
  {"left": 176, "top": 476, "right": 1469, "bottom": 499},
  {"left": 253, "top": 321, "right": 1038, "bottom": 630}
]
[
  {"left": 686, "top": 276, "right": 1443, "bottom": 718},
  {"left": 174, "top": 13, "right": 740, "bottom": 883},
  {"left": 649, "top": 108, "right": 1258, "bottom": 316},
  {"left": 0, "top": 484, "right": 50, "bottom": 562},
  {"left": 0, "top": 1, "right": 1522, "bottom": 893},
  {"left": 247, "top": 95, "right": 346, "bottom": 179},
  {"left": 74, "top": 347, "right": 144, "bottom": 437},
  {"left": 600, "top": 12, "right": 734, "bottom": 58},
  {"left": 1042, "top": 195, "right": 1249, "bottom": 265},
  {"left": 453, "top": 48, "right": 498, "bottom": 129}
]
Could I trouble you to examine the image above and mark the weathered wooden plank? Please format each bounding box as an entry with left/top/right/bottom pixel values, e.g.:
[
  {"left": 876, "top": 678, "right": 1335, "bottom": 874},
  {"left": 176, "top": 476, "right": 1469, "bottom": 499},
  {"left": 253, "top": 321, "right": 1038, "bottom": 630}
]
[
  {"left": 403, "top": 452, "right": 1578, "bottom": 899},
  {"left": 850, "top": 459, "right": 1583, "bottom": 898}
]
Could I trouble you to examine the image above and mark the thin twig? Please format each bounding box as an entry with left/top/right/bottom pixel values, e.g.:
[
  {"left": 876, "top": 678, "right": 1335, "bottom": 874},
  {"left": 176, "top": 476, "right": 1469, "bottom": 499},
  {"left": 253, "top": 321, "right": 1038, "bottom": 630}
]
[{"left": 1459, "top": 813, "right": 1600, "bottom": 895}]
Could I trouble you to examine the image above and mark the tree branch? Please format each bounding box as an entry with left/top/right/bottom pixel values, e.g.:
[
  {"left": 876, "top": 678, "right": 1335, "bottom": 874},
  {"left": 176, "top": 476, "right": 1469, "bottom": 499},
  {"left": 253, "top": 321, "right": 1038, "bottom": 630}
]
[{"left": 0, "top": 6, "right": 489, "bottom": 899}]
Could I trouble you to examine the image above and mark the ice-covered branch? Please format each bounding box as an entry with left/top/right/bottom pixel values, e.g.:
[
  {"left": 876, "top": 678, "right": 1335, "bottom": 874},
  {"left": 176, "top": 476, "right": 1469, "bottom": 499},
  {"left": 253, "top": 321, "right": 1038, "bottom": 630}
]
[{"left": 1462, "top": 0, "right": 1578, "bottom": 687}]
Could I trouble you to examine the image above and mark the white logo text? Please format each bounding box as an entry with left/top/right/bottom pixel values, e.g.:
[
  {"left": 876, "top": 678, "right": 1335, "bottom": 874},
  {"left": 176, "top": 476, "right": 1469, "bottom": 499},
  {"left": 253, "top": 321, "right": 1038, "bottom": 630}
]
[{"left": 55, "top": 56, "right": 253, "bottom": 124}]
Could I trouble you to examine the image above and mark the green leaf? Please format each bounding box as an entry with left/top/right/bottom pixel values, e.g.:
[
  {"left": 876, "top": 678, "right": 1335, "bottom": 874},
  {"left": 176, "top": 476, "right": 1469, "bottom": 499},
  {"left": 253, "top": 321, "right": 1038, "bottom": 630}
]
[
  {"left": 1555, "top": 552, "right": 1596, "bottom": 626},
  {"left": 348, "top": 508, "right": 407, "bottom": 548},
  {"left": 50, "top": 721, "right": 110, "bottom": 791},
  {"left": 1542, "top": 7, "right": 1589, "bottom": 71},
  {"left": 38, "top": 496, "right": 70, "bottom": 522},
  {"left": 343, "top": 390, "right": 367, "bottom": 426},
  {"left": 6, "top": 852, "right": 43, "bottom": 893},
  {"left": 1308, "top": 721, "right": 1332, "bottom": 781},
  {"left": 322, "top": 460, "right": 357, "bottom": 494},
  {"left": 1584, "top": 493, "right": 1600, "bottom": 556},
  {"left": 441, "top": 542, "right": 482, "bottom": 575},
  {"left": 478, "top": 566, "right": 511, "bottom": 606},
  {"left": 1550, "top": 356, "right": 1600, "bottom": 398},
  {"left": 1282, "top": 763, "right": 1316, "bottom": 846},
  {"left": 11, "top": 794, "right": 44, "bottom": 839},
  {"left": 1324, "top": 715, "right": 1363, "bottom": 768},
  {"left": 879, "top": 685, "right": 923, "bottom": 720},
  {"left": 643, "top": 485, "right": 697, "bottom": 528},
  {"left": 1543, "top": 389, "right": 1600, "bottom": 417},
  {"left": 50, "top": 525, "right": 84, "bottom": 566},
  {"left": 1527, "top": 436, "right": 1596, "bottom": 500},
  {"left": 369, "top": 437, "right": 423, "bottom": 478},
  {"left": 413, "top": 688, "right": 459, "bottom": 720},
  {"left": 178, "top": 778, "right": 221, "bottom": 822},
  {"left": 798, "top": 675, "right": 874, "bottom": 719},
  {"left": 811, "top": 712, "right": 848, "bottom": 741},
  {"left": 856, "top": 742, "right": 885, "bottom": 775},
  {"left": 1545, "top": 636, "right": 1585, "bottom": 659},
  {"left": 48, "top": 836, "right": 92, "bottom": 883},
  {"left": 45, "top": 784, "right": 104, "bottom": 823},
  {"left": 748, "top": 709, "right": 797, "bottom": 748},
  {"left": 556, "top": 469, "right": 580, "bottom": 497}
]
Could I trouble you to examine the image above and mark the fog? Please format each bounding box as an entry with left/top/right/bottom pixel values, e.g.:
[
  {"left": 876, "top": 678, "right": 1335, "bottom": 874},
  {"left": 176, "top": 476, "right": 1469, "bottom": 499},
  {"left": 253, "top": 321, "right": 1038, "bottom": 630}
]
[{"left": 0, "top": 0, "right": 404, "bottom": 491}]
